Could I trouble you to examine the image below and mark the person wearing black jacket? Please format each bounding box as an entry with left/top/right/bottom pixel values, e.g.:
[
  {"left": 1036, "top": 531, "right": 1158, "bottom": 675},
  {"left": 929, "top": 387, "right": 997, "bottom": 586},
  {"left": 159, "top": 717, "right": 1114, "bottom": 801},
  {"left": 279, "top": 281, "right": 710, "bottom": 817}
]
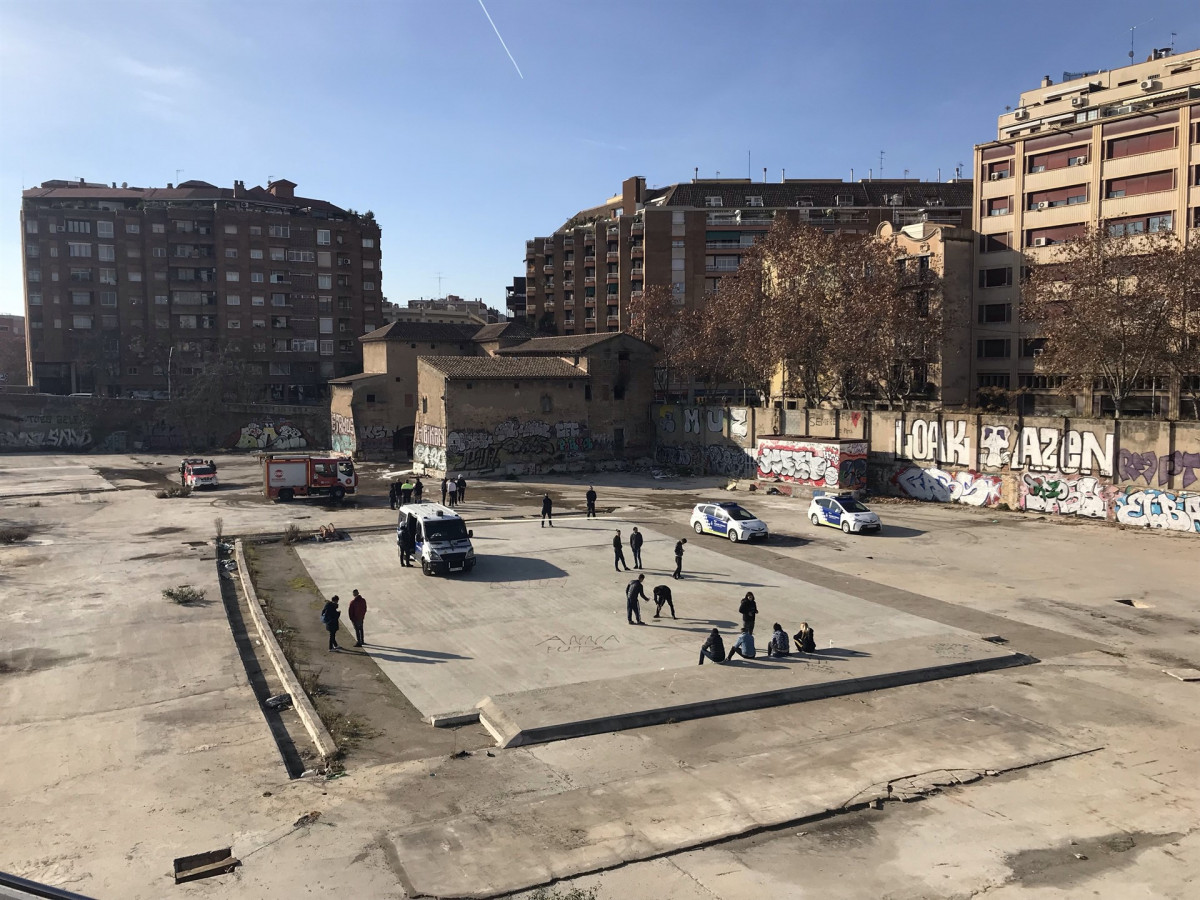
[
  {"left": 613, "top": 529, "right": 631, "bottom": 572},
  {"left": 398, "top": 525, "right": 417, "bottom": 567},
  {"left": 699, "top": 628, "right": 725, "bottom": 665},
  {"left": 585, "top": 486, "right": 597, "bottom": 518},
  {"left": 629, "top": 527, "right": 644, "bottom": 569},
  {"left": 652, "top": 584, "right": 675, "bottom": 619},
  {"left": 389, "top": 481, "right": 400, "bottom": 510},
  {"left": 541, "top": 493, "right": 553, "bottom": 527},
  {"left": 625, "top": 574, "right": 648, "bottom": 625},
  {"left": 738, "top": 591, "right": 758, "bottom": 633},
  {"left": 320, "top": 595, "right": 341, "bottom": 651},
  {"left": 673, "top": 538, "right": 686, "bottom": 579},
  {"left": 456, "top": 474, "right": 467, "bottom": 502}
]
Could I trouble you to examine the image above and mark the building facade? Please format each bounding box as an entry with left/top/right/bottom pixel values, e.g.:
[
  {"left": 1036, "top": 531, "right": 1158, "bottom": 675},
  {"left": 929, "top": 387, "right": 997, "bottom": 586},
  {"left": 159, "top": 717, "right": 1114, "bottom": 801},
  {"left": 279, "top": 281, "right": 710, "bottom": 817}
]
[
  {"left": 0, "top": 315, "right": 28, "bottom": 389},
  {"left": 20, "top": 178, "right": 382, "bottom": 400},
  {"left": 972, "top": 48, "right": 1200, "bottom": 415},
  {"left": 523, "top": 175, "right": 971, "bottom": 336}
]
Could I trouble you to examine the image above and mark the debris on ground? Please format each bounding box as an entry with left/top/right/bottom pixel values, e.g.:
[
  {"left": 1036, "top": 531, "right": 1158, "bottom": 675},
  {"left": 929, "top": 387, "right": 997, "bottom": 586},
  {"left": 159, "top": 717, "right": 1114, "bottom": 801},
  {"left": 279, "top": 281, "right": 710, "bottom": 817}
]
[
  {"left": 451, "top": 749, "right": 471, "bottom": 759},
  {"left": 293, "top": 811, "right": 322, "bottom": 828},
  {"left": 172, "top": 848, "right": 241, "bottom": 884},
  {"left": 264, "top": 693, "right": 293, "bottom": 711}
]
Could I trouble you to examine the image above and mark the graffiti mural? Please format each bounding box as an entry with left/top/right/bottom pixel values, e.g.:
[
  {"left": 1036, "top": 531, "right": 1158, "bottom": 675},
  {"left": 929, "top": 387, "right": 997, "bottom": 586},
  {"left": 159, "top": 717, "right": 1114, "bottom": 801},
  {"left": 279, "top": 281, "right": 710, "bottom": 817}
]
[
  {"left": 892, "top": 467, "right": 1002, "bottom": 507},
  {"left": 233, "top": 421, "right": 309, "bottom": 451},
  {"left": 414, "top": 442, "right": 446, "bottom": 471},
  {"left": 1118, "top": 449, "right": 1200, "bottom": 489},
  {"left": 729, "top": 408, "right": 749, "bottom": 439},
  {"left": 358, "top": 423, "right": 391, "bottom": 452},
  {"left": 1011, "top": 427, "right": 1113, "bottom": 476},
  {"left": 1114, "top": 488, "right": 1200, "bottom": 534},
  {"left": 704, "top": 443, "right": 757, "bottom": 478},
  {"left": 1019, "top": 473, "right": 1109, "bottom": 519},
  {"left": 655, "top": 445, "right": 693, "bottom": 468},
  {"left": 429, "top": 418, "right": 607, "bottom": 473},
  {"left": 757, "top": 439, "right": 867, "bottom": 489},
  {"left": 980, "top": 425, "right": 1012, "bottom": 468},
  {"left": 895, "top": 418, "right": 971, "bottom": 466},
  {"left": 0, "top": 427, "right": 93, "bottom": 450}
]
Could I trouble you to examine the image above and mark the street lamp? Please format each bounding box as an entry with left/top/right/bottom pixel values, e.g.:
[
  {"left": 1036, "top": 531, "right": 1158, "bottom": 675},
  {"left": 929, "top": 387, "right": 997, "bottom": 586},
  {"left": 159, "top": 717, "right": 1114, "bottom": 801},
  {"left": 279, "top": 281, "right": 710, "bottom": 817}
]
[{"left": 167, "top": 346, "right": 173, "bottom": 400}]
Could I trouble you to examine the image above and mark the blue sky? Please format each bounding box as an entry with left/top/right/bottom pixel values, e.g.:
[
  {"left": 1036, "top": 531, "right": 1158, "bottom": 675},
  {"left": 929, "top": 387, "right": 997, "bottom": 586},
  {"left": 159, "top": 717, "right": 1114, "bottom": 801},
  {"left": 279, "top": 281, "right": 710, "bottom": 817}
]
[{"left": 2, "top": 0, "right": 1198, "bottom": 317}]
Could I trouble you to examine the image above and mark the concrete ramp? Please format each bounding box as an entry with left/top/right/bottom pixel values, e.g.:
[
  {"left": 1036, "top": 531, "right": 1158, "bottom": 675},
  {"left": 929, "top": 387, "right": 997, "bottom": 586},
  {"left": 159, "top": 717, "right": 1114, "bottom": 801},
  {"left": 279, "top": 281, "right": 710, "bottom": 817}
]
[{"left": 478, "top": 634, "right": 1026, "bottom": 748}]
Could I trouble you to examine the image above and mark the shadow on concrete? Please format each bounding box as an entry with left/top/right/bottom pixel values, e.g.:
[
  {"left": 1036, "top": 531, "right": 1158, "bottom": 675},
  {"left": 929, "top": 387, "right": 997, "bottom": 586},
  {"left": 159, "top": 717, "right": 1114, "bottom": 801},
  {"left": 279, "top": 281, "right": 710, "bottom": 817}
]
[
  {"left": 759, "top": 535, "right": 812, "bottom": 549},
  {"left": 466, "top": 555, "right": 569, "bottom": 582},
  {"left": 873, "top": 525, "right": 926, "bottom": 539},
  {"left": 720, "top": 659, "right": 790, "bottom": 670},
  {"left": 366, "top": 644, "right": 472, "bottom": 661},
  {"left": 818, "top": 647, "right": 873, "bottom": 658}
]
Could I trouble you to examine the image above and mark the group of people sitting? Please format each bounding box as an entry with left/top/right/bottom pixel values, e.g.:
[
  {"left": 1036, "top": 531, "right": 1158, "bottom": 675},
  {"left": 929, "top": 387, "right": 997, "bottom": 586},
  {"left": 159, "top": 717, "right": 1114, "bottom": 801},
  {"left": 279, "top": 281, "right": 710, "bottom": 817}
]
[{"left": 699, "top": 618, "right": 816, "bottom": 665}]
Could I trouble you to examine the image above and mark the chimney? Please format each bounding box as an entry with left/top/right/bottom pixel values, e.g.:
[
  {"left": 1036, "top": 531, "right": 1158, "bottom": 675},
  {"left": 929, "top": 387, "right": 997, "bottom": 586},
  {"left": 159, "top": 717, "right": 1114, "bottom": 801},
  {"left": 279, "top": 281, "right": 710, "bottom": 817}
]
[
  {"left": 762, "top": 167, "right": 767, "bottom": 183},
  {"left": 781, "top": 168, "right": 785, "bottom": 182},
  {"left": 1041, "top": 75, "right": 1053, "bottom": 87},
  {"left": 693, "top": 167, "right": 698, "bottom": 182},
  {"left": 167, "top": 183, "right": 173, "bottom": 190},
  {"left": 233, "top": 179, "right": 244, "bottom": 198},
  {"left": 111, "top": 182, "right": 116, "bottom": 189},
  {"left": 621, "top": 175, "right": 646, "bottom": 215}
]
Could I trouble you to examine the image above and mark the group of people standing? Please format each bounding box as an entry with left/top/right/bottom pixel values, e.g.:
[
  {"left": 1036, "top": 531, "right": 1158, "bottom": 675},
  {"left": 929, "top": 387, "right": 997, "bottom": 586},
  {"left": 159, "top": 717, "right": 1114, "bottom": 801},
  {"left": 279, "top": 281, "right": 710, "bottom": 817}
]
[
  {"left": 699, "top": 591, "right": 817, "bottom": 665},
  {"left": 389, "top": 477, "right": 424, "bottom": 509},
  {"left": 319, "top": 589, "right": 368, "bottom": 651}
]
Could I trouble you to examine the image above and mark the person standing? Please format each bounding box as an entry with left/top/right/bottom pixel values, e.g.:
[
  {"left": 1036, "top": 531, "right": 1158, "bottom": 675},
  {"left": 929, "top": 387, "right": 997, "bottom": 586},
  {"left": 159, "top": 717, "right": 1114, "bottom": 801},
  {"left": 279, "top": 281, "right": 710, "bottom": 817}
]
[
  {"left": 412, "top": 477, "right": 424, "bottom": 503},
  {"left": 738, "top": 592, "right": 758, "bottom": 634},
  {"left": 389, "top": 481, "right": 400, "bottom": 510},
  {"left": 440, "top": 476, "right": 448, "bottom": 505},
  {"left": 347, "top": 589, "right": 367, "bottom": 647},
  {"left": 447, "top": 477, "right": 458, "bottom": 507},
  {"left": 698, "top": 628, "right": 725, "bottom": 665},
  {"left": 400, "top": 477, "right": 414, "bottom": 506},
  {"left": 767, "top": 623, "right": 790, "bottom": 657},
  {"left": 456, "top": 474, "right": 467, "bottom": 503},
  {"left": 727, "top": 627, "right": 757, "bottom": 661},
  {"left": 652, "top": 584, "right": 675, "bottom": 619},
  {"left": 613, "top": 529, "right": 631, "bottom": 572},
  {"left": 673, "top": 538, "right": 687, "bottom": 580},
  {"left": 585, "top": 485, "right": 597, "bottom": 518},
  {"left": 794, "top": 622, "right": 816, "bottom": 654},
  {"left": 625, "top": 574, "right": 648, "bottom": 625},
  {"left": 320, "top": 595, "right": 342, "bottom": 652},
  {"left": 398, "top": 525, "right": 416, "bottom": 568},
  {"left": 541, "top": 492, "right": 553, "bottom": 527},
  {"left": 629, "top": 527, "right": 644, "bottom": 569}
]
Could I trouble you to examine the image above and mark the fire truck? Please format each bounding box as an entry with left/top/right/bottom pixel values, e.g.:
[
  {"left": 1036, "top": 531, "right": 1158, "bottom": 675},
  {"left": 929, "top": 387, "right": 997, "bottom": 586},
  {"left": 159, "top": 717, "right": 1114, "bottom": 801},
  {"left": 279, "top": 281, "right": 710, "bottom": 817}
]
[{"left": 261, "top": 453, "right": 358, "bottom": 502}]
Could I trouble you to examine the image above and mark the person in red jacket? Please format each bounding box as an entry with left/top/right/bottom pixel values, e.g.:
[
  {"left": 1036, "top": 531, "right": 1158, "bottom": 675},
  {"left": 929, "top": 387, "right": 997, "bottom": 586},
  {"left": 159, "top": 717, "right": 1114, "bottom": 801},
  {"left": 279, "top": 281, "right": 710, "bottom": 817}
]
[{"left": 347, "top": 589, "right": 367, "bottom": 647}]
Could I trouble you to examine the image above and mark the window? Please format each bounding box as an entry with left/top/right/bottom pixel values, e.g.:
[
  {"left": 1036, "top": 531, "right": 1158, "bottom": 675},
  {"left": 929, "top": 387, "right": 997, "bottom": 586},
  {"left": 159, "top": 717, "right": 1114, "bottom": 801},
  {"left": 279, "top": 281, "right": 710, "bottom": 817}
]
[
  {"left": 268, "top": 225, "right": 289, "bottom": 238},
  {"left": 1105, "top": 170, "right": 1174, "bottom": 199},
  {"left": 72, "top": 315, "right": 93, "bottom": 329},
  {"left": 1027, "top": 224, "right": 1085, "bottom": 246},
  {"left": 27, "top": 269, "right": 40, "bottom": 282},
  {"left": 1027, "top": 146, "right": 1089, "bottom": 173},
  {"left": 48, "top": 246, "right": 58, "bottom": 257},
  {"left": 25, "top": 219, "right": 38, "bottom": 234},
  {"left": 271, "top": 293, "right": 288, "bottom": 306},
  {"left": 317, "top": 250, "right": 332, "bottom": 267},
  {"left": 252, "top": 295, "right": 265, "bottom": 306},
  {"left": 270, "top": 247, "right": 286, "bottom": 260},
  {"left": 99, "top": 268, "right": 116, "bottom": 284},
  {"left": 152, "top": 247, "right": 167, "bottom": 258},
  {"left": 250, "top": 248, "right": 263, "bottom": 259},
  {"left": 319, "top": 317, "right": 333, "bottom": 334},
  {"left": 1108, "top": 213, "right": 1173, "bottom": 236},
  {"left": 705, "top": 196, "right": 723, "bottom": 207},
  {"left": 226, "top": 271, "right": 239, "bottom": 282},
  {"left": 224, "top": 224, "right": 237, "bottom": 235},
  {"left": 225, "top": 248, "right": 238, "bottom": 258},
  {"left": 251, "top": 271, "right": 264, "bottom": 282},
  {"left": 100, "top": 291, "right": 117, "bottom": 306},
  {"left": 1021, "top": 337, "right": 1047, "bottom": 358},
  {"left": 252, "top": 318, "right": 266, "bottom": 328},
  {"left": 362, "top": 259, "right": 375, "bottom": 269},
  {"left": 71, "top": 291, "right": 91, "bottom": 305},
  {"left": 70, "top": 268, "right": 92, "bottom": 282},
  {"left": 272, "top": 316, "right": 288, "bottom": 328},
  {"left": 67, "top": 220, "right": 91, "bottom": 234},
  {"left": 1027, "top": 184, "right": 1088, "bottom": 209},
  {"left": 745, "top": 196, "right": 763, "bottom": 207},
  {"left": 127, "top": 246, "right": 141, "bottom": 258},
  {"left": 977, "top": 338, "right": 1011, "bottom": 359},
  {"left": 126, "top": 223, "right": 141, "bottom": 234},
  {"left": 985, "top": 159, "right": 1013, "bottom": 179},
  {"left": 363, "top": 281, "right": 375, "bottom": 291},
  {"left": 978, "top": 303, "right": 1011, "bottom": 323},
  {"left": 270, "top": 271, "right": 288, "bottom": 284},
  {"left": 154, "top": 270, "right": 168, "bottom": 282},
  {"left": 269, "top": 362, "right": 291, "bottom": 376},
  {"left": 128, "top": 271, "right": 143, "bottom": 282},
  {"left": 25, "top": 244, "right": 39, "bottom": 258},
  {"left": 317, "top": 229, "right": 331, "bottom": 245},
  {"left": 101, "top": 315, "right": 117, "bottom": 329},
  {"left": 288, "top": 249, "right": 315, "bottom": 263},
  {"left": 98, "top": 245, "right": 115, "bottom": 261},
  {"left": 979, "top": 233, "right": 1012, "bottom": 253},
  {"left": 979, "top": 267, "right": 1012, "bottom": 288},
  {"left": 174, "top": 220, "right": 193, "bottom": 233},
  {"left": 29, "top": 291, "right": 42, "bottom": 305},
  {"left": 97, "top": 221, "right": 114, "bottom": 238},
  {"left": 154, "top": 294, "right": 168, "bottom": 305},
  {"left": 1106, "top": 128, "right": 1176, "bottom": 159},
  {"left": 362, "top": 237, "right": 375, "bottom": 248},
  {"left": 986, "top": 197, "right": 1012, "bottom": 217},
  {"left": 977, "top": 373, "right": 1011, "bottom": 389},
  {"left": 249, "top": 225, "right": 262, "bottom": 235},
  {"left": 320, "top": 339, "right": 334, "bottom": 355},
  {"left": 151, "top": 223, "right": 165, "bottom": 234},
  {"left": 68, "top": 242, "right": 92, "bottom": 257}
]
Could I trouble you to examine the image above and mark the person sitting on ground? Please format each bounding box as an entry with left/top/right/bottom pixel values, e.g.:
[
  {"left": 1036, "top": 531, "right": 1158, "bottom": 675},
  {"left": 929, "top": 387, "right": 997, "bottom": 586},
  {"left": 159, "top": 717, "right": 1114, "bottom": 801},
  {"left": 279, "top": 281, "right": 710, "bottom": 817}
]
[
  {"left": 698, "top": 628, "right": 725, "bottom": 665},
  {"left": 794, "top": 622, "right": 816, "bottom": 654},
  {"left": 652, "top": 584, "right": 676, "bottom": 619},
  {"left": 727, "top": 627, "right": 757, "bottom": 662}
]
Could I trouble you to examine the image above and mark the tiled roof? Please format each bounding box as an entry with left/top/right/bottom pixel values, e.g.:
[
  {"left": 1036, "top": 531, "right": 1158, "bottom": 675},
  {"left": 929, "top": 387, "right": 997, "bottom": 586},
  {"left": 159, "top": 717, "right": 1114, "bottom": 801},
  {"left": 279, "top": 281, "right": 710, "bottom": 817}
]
[
  {"left": 496, "top": 333, "right": 628, "bottom": 356},
  {"left": 360, "top": 321, "right": 481, "bottom": 343},
  {"left": 659, "top": 179, "right": 973, "bottom": 210},
  {"left": 419, "top": 356, "right": 584, "bottom": 379},
  {"left": 472, "top": 320, "right": 536, "bottom": 342},
  {"left": 328, "top": 372, "right": 388, "bottom": 385},
  {"left": 21, "top": 181, "right": 356, "bottom": 216}
]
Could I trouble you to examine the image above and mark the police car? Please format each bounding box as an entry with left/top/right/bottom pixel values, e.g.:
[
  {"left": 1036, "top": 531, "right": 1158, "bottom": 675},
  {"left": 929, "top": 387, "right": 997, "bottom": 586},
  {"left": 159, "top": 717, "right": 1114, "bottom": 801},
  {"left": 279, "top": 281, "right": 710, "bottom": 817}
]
[
  {"left": 689, "top": 501, "right": 769, "bottom": 542},
  {"left": 808, "top": 491, "right": 881, "bottom": 534}
]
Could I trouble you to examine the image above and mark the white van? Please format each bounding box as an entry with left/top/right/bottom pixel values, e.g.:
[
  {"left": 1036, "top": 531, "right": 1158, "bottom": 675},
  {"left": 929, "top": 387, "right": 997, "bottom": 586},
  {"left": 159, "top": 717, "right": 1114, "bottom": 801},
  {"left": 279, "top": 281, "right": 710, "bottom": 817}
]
[{"left": 396, "top": 503, "right": 476, "bottom": 576}]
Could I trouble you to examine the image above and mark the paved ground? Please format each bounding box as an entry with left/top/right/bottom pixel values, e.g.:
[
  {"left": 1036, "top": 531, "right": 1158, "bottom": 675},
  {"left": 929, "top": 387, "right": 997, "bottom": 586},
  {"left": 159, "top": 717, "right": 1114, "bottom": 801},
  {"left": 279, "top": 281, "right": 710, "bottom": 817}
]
[{"left": 2, "top": 454, "right": 1198, "bottom": 899}]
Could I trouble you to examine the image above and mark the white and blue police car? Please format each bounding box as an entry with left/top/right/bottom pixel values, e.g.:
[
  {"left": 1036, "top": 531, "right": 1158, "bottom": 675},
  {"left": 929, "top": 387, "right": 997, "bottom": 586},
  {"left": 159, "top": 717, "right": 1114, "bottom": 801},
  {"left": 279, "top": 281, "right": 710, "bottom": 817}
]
[
  {"left": 807, "top": 490, "right": 882, "bottom": 534},
  {"left": 689, "top": 501, "right": 769, "bottom": 543}
]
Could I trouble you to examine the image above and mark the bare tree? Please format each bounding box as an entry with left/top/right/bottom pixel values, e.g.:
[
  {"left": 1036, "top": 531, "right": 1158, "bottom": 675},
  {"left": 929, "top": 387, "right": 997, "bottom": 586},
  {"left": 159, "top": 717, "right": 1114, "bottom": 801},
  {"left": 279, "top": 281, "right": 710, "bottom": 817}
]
[{"left": 1021, "top": 227, "right": 1185, "bottom": 418}]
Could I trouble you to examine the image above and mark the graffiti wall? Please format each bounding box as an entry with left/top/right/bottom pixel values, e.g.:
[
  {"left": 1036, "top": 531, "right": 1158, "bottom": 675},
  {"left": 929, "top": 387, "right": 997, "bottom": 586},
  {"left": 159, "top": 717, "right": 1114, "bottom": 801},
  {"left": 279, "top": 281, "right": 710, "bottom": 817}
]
[
  {"left": 757, "top": 438, "right": 868, "bottom": 490},
  {"left": 415, "top": 417, "right": 615, "bottom": 475},
  {"left": 1113, "top": 488, "right": 1200, "bottom": 533},
  {"left": 892, "top": 466, "right": 1002, "bottom": 507},
  {"left": 228, "top": 421, "right": 310, "bottom": 450},
  {"left": 651, "top": 404, "right": 762, "bottom": 477},
  {"left": 1019, "top": 473, "right": 1111, "bottom": 518}
]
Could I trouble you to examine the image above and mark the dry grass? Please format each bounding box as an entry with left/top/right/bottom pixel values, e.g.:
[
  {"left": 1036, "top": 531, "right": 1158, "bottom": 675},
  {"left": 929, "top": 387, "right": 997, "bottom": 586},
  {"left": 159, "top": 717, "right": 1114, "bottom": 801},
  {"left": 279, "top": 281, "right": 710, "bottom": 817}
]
[
  {"left": 163, "top": 584, "right": 207, "bottom": 605},
  {"left": 156, "top": 485, "right": 192, "bottom": 499},
  {"left": 0, "top": 525, "right": 32, "bottom": 545}
]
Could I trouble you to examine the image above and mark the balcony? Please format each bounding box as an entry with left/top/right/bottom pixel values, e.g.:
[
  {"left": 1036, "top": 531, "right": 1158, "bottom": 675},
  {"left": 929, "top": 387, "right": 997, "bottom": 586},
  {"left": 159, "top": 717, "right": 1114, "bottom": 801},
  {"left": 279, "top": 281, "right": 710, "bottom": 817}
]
[
  {"left": 630, "top": 246, "right": 644, "bottom": 259},
  {"left": 563, "top": 299, "right": 574, "bottom": 309},
  {"left": 606, "top": 251, "right": 619, "bottom": 262},
  {"left": 630, "top": 266, "right": 644, "bottom": 276},
  {"left": 543, "top": 264, "right": 554, "bottom": 273},
  {"left": 583, "top": 254, "right": 596, "bottom": 264},
  {"left": 562, "top": 279, "right": 574, "bottom": 288},
  {"left": 706, "top": 240, "right": 750, "bottom": 249},
  {"left": 607, "top": 315, "right": 620, "bottom": 327},
  {"left": 563, "top": 238, "right": 574, "bottom": 247},
  {"left": 631, "top": 221, "right": 644, "bottom": 234},
  {"left": 706, "top": 265, "right": 740, "bottom": 274},
  {"left": 585, "top": 315, "right": 597, "bottom": 324},
  {"left": 544, "top": 302, "right": 555, "bottom": 312},
  {"left": 543, "top": 242, "right": 554, "bottom": 253},
  {"left": 606, "top": 273, "right": 619, "bottom": 284},
  {"left": 607, "top": 227, "right": 619, "bottom": 237},
  {"left": 630, "top": 289, "right": 643, "bottom": 299},
  {"left": 584, "top": 275, "right": 596, "bottom": 285},
  {"left": 584, "top": 298, "right": 597, "bottom": 308}
]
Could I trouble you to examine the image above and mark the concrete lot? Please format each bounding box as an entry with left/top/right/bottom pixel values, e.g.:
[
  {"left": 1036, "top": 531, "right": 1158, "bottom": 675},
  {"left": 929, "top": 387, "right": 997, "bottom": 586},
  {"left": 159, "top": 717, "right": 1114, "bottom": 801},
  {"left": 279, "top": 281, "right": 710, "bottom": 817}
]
[{"left": 1, "top": 454, "right": 1198, "bottom": 899}]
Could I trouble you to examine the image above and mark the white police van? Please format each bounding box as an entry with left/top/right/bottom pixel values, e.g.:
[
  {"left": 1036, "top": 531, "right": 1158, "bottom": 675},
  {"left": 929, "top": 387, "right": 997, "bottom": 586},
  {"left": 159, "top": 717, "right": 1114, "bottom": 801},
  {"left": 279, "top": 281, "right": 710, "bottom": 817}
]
[{"left": 396, "top": 503, "right": 476, "bottom": 576}]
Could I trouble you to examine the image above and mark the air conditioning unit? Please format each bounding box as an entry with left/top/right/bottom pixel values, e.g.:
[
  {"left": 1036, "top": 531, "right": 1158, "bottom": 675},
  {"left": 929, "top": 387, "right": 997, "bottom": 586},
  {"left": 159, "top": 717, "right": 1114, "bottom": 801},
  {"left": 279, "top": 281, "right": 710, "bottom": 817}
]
[
  {"left": 1033, "top": 237, "right": 1048, "bottom": 247},
  {"left": 1071, "top": 95, "right": 1088, "bottom": 108},
  {"left": 1036, "top": 201, "right": 1050, "bottom": 210},
  {"left": 1013, "top": 108, "right": 1030, "bottom": 121},
  {"left": 989, "top": 172, "right": 1003, "bottom": 181},
  {"left": 1139, "top": 79, "right": 1157, "bottom": 91}
]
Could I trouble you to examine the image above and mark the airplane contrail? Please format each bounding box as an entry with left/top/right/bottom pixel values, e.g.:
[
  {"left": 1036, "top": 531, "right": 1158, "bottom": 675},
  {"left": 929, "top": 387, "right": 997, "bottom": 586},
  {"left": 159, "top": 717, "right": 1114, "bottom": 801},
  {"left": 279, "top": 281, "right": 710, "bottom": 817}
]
[{"left": 477, "top": 0, "right": 524, "bottom": 79}]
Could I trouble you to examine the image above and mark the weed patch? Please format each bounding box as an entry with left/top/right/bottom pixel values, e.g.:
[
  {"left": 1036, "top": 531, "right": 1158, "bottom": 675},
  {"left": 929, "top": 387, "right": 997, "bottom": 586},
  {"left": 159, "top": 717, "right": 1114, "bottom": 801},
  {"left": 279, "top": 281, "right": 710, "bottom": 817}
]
[
  {"left": 163, "top": 584, "right": 207, "bottom": 606},
  {"left": 156, "top": 485, "right": 192, "bottom": 499},
  {"left": 0, "top": 526, "right": 32, "bottom": 545}
]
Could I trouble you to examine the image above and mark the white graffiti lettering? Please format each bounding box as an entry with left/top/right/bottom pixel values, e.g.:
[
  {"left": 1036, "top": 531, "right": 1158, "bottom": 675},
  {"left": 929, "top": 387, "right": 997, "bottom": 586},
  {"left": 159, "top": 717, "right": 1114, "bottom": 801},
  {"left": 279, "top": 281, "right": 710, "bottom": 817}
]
[
  {"left": 1114, "top": 488, "right": 1200, "bottom": 534},
  {"left": 892, "top": 466, "right": 1001, "bottom": 507},
  {"left": 1019, "top": 472, "right": 1109, "bottom": 519},
  {"left": 895, "top": 417, "right": 970, "bottom": 466},
  {"left": 980, "top": 425, "right": 1011, "bottom": 468},
  {"left": 414, "top": 423, "right": 445, "bottom": 447},
  {"left": 729, "top": 408, "right": 749, "bottom": 439}
]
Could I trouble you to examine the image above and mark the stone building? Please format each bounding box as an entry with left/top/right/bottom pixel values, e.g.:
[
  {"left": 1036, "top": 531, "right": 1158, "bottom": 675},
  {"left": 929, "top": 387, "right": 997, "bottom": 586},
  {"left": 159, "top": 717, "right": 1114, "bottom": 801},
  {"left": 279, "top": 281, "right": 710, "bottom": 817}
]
[{"left": 412, "top": 332, "right": 657, "bottom": 476}]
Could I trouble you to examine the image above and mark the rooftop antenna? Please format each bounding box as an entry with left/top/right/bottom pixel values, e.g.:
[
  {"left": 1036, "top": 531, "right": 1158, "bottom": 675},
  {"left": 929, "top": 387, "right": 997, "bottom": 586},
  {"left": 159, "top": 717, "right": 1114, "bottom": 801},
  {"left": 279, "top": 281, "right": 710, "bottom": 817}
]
[
  {"left": 435, "top": 273, "right": 444, "bottom": 296},
  {"left": 879, "top": 150, "right": 885, "bottom": 179},
  {"left": 1129, "top": 17, "right": 1154, "bottom": 62},
  {"left": 175, "top": 169, "right": 183, "bottom": 184},
  {"left": 955, "top": 162, "right": 964, "bottom": 180},
  {"left": 904, "top": 168, "right": 910, "bottom": 179}
]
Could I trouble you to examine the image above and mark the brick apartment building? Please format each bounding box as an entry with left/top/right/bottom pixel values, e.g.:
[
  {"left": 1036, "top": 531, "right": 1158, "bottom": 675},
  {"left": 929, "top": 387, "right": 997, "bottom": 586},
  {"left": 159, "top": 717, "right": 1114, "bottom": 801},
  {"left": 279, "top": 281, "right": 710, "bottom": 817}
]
[
  {"left": 20, "top": 178, "right": 382, "bottom": 400},
  {"left": 972, "top": 47, "right": 1200, "bottom": 415},
  {"left": 0, "top": 314, "right": 27, "bottom": 388},
  {"left": 522, "top": 175, "right": 972, "bottom": 336}
]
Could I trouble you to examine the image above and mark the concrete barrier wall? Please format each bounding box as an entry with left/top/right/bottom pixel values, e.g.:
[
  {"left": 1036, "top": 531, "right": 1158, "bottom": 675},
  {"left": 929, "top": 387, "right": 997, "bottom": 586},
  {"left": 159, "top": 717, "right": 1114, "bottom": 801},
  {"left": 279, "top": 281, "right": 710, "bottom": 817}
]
[
  {"left": 0, "top": 393, "right": 330, "bottom": 453},
  {"left": 654, "top": 404, "right": 1200, "bottom": 535}
]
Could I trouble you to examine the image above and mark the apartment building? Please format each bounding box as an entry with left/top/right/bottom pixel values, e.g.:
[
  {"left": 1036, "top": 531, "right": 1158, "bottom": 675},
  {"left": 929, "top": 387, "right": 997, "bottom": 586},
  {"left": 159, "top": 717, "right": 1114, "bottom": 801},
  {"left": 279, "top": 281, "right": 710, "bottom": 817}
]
[
  {"left": 383, "top": 295, "right": 501, "bottom": 325},
  {"left": 523, "top": 175, "right": 971, "bottom": 336},
  {"left": 972, "top": 48, "right": 1200, "bottom": 415},
  {"left": 0, "top": 314, "right": 28, "bottom": 388},
  {"left": 20, "top": 178, "right": 382, "bottom": 400}
]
